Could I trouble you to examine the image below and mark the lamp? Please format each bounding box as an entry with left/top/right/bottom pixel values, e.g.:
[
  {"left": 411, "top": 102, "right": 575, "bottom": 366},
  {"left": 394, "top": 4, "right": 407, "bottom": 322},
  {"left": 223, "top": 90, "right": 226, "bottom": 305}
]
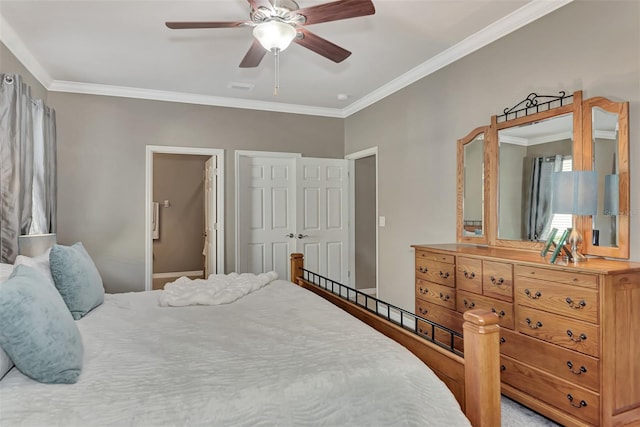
[
  {"left": 253, "top": 21, "right": 296, "bottom": 52},
  {"left": 551, "top": 171, "right": 598, "bottom": 262},
  {"left": 18, "top": 233, "right": 57, "bottom": 257}
]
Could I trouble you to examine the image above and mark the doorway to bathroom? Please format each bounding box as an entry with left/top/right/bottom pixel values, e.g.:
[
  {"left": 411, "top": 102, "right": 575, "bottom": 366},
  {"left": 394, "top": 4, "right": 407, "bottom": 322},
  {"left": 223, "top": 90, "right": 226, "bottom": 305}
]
[{"left": 144, "top": 146, "right": 225, "bottom": 291}]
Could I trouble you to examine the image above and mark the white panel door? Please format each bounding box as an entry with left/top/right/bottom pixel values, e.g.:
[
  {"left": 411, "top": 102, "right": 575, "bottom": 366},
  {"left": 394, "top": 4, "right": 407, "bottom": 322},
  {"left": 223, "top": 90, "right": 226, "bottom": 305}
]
[
  {"left": 237, "top": 155, "right": 296, "bottom": 280},
  {"left": 296, "top": 158, "right": 349, "bottom": 284},
  {"left": 237, "top": 154, "right": 349, "bottom": 283},
  {"left": 204, "top": 156, "right": 216, "bottom": 277}
]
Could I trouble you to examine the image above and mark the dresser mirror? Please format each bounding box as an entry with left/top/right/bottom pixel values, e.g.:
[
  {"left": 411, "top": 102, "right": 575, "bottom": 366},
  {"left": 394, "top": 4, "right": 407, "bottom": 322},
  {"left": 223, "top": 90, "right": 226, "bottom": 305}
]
[
  {"left": 497, "top": 113, "right": 574, "bottom": 242},
  {"left": 456, "top": 90, "right": 631, "bottom": 258},
  {"left": 582, "top": 97, "right": 630, "bottom": 258},
  {"left": 457, "top": 126, "right": 489, "bottom": 244}
]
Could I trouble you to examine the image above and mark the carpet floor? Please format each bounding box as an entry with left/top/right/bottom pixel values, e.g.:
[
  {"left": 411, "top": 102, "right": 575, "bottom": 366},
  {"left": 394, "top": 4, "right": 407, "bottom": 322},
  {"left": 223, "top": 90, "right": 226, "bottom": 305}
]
[{"left": 502, "top": 396, "right": 561, "bottom": 426}]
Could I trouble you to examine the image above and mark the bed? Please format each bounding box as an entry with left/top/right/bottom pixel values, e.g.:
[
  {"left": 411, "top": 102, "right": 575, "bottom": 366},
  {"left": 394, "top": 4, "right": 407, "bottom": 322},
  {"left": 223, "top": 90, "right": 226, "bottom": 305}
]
[{"left": 0, "top": 250, "right": 500, "bottom": 426}]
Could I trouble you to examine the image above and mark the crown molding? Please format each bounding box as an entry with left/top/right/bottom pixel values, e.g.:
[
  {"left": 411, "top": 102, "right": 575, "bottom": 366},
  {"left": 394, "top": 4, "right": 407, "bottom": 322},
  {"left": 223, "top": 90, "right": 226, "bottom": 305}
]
[
  {"left": 47, "top": 80, "right": 345, "bottom": 118},
  {"left": 2, "top": 0, "right": 573, "bottom": 119},
  {"left": 0, "top": 14, "right": 53, "bottom": 88},
  {"left": 341, "top": 0, "right": 574, "bottom": 117}
]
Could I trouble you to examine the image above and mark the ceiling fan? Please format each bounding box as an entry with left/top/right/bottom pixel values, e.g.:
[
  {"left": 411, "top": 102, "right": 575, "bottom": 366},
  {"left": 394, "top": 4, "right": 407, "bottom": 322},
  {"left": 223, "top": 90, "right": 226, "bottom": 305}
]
[{"left": 165, "top": 0, "right": 376, "bottom": 68}]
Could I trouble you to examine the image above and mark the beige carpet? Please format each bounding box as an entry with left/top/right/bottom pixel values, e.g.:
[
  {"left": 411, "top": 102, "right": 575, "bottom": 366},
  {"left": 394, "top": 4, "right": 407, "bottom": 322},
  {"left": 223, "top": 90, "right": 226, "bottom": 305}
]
[{"left": 502, "top": 396, "right": 561, "bottom": 426}]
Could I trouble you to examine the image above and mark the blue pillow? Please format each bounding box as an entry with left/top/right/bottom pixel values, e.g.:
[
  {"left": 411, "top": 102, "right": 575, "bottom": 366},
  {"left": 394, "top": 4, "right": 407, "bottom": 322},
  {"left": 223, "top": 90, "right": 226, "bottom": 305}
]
[
  {"left": 0, "top": 265, "right": 83, "bottom": 383},
  {"left": 50, "top": 242, "right": 105, "bottom": 320}
]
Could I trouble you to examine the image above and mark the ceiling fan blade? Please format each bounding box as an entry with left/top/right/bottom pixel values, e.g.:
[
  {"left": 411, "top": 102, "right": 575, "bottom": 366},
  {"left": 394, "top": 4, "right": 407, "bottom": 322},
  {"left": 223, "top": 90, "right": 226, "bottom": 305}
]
[
  {"left": 248, "top": 0, "right": 274, "bottom": 12},
  {"left": 296, "top": 0, "right": 375, "bottom": 26},
  {"left": 165, "top": 21, "right": 247, "bottom": 29},
  {"left": 240, "top": 39, "right": 268, "bottom": 67},
  {"left": 294, "top": 28, "right": 351, "bottom": 63}
]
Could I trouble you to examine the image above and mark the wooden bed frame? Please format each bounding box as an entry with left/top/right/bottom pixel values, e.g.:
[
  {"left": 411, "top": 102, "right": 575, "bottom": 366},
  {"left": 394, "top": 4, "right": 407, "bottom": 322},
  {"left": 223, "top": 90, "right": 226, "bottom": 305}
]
[{"left": 290, "top": 253, "right": 501, "bottom": 427}]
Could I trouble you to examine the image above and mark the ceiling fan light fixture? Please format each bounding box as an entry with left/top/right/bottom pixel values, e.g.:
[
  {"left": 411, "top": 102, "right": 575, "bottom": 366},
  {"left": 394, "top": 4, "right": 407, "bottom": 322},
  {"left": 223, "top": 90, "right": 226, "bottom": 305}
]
[{"left": 253, "top": 21, "right": 297, "bottom": 52}]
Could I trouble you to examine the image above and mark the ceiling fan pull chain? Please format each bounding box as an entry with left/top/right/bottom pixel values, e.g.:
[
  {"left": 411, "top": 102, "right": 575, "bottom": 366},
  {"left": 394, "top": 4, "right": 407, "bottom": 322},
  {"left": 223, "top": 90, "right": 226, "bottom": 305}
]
[{"left": 274, "top": 48, "right": 280, "bottom": 96}]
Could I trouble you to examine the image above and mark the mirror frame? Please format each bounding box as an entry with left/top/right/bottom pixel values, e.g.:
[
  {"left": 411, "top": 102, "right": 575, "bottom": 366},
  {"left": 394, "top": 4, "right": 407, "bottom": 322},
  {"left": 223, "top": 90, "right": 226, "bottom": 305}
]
[
  {"left": 456, "top": 90, "right": 631, "bottom": 259},
  {"left": 457, "top": 126, "right": 490, "bottom": 245},
  {"left": 488, "top": 91, "right": 582, "bottom": 251},
  {"left": 582, "top": 97, "right": 630, "bottom": 259}
]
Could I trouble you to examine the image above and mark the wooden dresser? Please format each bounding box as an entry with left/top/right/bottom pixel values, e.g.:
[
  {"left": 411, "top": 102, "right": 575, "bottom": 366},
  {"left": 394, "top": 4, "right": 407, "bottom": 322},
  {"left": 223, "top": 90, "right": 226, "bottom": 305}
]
[{"left": 413, "top": 243, "right": 640, "bottom": 427}]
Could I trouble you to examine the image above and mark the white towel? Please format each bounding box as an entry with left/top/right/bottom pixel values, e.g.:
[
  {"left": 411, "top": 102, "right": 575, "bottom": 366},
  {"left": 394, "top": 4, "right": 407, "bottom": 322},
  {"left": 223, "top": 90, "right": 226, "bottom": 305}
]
[
  {"left": 152, "top": 202, "right": 160, "bottom": 240},
  {"left": 159, "top": 271, "right": 278, "bottom": 307}
]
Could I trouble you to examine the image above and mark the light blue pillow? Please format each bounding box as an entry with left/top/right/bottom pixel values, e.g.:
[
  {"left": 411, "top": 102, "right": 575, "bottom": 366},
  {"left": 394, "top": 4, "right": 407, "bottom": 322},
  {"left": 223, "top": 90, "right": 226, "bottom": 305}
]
[
  {"left": 0, "top": 265, "right": 83, "bottom": 383},
  {"left": 50, "top": 242, "right": 105, "bottom": 320}
]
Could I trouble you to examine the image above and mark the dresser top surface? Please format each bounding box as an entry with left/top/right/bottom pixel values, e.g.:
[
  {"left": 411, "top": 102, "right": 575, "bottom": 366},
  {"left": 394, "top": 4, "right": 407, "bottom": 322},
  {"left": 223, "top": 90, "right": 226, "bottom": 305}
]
[{"left": 412, "top": 243, "right": 640, "bottom": 274}]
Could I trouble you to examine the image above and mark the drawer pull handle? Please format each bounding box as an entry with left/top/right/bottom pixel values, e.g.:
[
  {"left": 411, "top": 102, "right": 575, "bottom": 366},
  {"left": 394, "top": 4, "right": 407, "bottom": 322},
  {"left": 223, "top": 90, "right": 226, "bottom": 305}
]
[
  {"left": 565, "top": 297, "right": 586, "bottom": 309},
  {"left": 524, "top": 289, "right": 542, "bottom": 299},
  {"left": 418, "top": 266, "right": 429, "bottom": 273},
  {"left": 491, "top": 308, "right": 506, "bottom": 318},
  {"left": 419, "top": 287, "right": 429, "bottom": 295},
  {"left": 439, "top": 293, "right": 450, "bottom": 302},
  {"left": 463, "top": 299, "right": 475, "bottom": 309},
  {"left": 490, "top": 276, "right": 507, "bottom": 289},
  {"left": 418, "top": 307, "right": 429, "bottom": 315},
  {"left": 463, "top": 270, "right": 476, "bottom": 279},
  {"left": 439, "top": 271, "right": 450, "bottom": 279},
  {"left": 500, "top": 365, "right": 506, "bottom": 372},
  {"left": 567, "top": 361, "right": 587, "bottom": 375},
  {"left": 567, "top": 330, "right": 587, "bottom": 342},
  {"left": 526, "top": 318, "right": 543, "bottom": 329},
  {"left": 500, "top": 337, "right": 505, "bottom": 344},
  {"left": 566, "top": 394, "right": 587, "bottom": 409}
]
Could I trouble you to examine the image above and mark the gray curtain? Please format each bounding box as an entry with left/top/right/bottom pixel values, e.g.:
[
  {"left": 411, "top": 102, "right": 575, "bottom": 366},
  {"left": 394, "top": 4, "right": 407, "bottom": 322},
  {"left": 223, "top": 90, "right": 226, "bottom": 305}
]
[
  {"left": 0, "top": 74, "right": 57, "bottom": 263},
  {"left": 523, "top": 155, "right": 562, "bottom": 241}
]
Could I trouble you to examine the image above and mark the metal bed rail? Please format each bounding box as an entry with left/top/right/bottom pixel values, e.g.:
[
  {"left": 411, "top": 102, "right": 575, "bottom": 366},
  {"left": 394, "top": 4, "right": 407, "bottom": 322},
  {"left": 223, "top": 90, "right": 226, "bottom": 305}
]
[{"left": 301, "top": 268, "right": 464, "bottom": 356}]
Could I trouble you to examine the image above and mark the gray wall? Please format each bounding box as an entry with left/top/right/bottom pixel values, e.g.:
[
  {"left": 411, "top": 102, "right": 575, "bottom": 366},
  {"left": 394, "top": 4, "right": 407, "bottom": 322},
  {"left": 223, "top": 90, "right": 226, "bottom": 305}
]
[
  {"left": 345, "top": 0, "right": 640, "bottom": 310},
  {"left": 48, "top": 92, "right": 344, "bottom": 292},
  {"left": 152, "top": 153, "right": 208, "bottom": 274},
  {"left": 0, "top": 42, "right": 47, "bottom": 101},
  {"left": 354, "top": 155, "right": 376, "bottom": 290}
]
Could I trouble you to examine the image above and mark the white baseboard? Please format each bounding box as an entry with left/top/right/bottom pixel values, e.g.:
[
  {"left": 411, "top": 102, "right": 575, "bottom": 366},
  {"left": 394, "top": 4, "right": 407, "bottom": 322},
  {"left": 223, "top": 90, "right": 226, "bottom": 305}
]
[
  {"left": 358, "top": 287, "right": 377, "bottom": 296},
  {"left": 153, "top": 270, "right": 203, "bottom": 279}
]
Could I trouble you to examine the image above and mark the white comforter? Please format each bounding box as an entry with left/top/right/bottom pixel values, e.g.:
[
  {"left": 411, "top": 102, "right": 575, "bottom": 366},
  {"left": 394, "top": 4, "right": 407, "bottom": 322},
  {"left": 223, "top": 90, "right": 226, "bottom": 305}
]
[
  {"left": 0, "top": 280, "right": 471, "bottom": 427},
  {"left": 159, "top": 271, "right": 278, "bottom": 307}
]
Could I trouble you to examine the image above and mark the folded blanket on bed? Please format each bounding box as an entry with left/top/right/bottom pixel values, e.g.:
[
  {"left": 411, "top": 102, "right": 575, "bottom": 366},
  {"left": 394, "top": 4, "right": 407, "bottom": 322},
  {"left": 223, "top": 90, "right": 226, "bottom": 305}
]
[{"left": 159, "top": 271, "right": 278, "bottom": 307}]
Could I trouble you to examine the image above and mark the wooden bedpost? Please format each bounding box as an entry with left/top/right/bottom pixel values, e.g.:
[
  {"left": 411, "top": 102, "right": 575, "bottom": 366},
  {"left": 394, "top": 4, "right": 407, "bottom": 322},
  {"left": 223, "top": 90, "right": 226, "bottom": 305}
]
[
  {"left": 463, "top": 309, "right": 501, "bottom": 427},
  {"left": 290, "top": 253, "right": 304, "bottom": 284}
]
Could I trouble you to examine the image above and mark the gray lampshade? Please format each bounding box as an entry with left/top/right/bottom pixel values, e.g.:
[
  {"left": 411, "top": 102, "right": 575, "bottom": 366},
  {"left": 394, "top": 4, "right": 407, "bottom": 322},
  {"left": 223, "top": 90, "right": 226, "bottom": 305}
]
[
  {"left": 18, "top": 233, "right": 57, "bottom": 257},
  {"left": 603, "top": 174, "right": 619, "bottom": 216},
  {"left": 551, "top": 171, "right": 598, "bottom": 215}
]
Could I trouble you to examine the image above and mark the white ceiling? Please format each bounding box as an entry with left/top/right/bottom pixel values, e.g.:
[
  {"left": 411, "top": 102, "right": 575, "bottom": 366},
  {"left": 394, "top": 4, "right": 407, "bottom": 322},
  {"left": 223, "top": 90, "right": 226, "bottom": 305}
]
[{"left": 0, "top": 0, "right": 572, "bottom": 118}]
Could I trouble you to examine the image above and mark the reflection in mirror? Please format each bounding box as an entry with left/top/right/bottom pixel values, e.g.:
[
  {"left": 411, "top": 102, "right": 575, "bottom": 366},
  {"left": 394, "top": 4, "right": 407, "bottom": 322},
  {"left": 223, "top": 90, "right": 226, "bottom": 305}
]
[
  {"left": 592, "top": 107, "right": 619, "bottom": 248},
  {"left": 463, "top": 135, "right": 484, "bottom": 237},
  {"left": 498, "top": 113, "right": 573, "bottom": 242}
]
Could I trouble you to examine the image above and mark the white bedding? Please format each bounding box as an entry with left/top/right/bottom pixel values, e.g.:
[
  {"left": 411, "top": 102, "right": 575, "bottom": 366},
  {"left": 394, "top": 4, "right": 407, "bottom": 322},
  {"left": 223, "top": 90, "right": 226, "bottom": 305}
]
[
  {"left": 0, "top": 280, "right": 470, "bottom": 426},
  {"left": 159, "top": 271, "right": 278, "bottom": 307}
]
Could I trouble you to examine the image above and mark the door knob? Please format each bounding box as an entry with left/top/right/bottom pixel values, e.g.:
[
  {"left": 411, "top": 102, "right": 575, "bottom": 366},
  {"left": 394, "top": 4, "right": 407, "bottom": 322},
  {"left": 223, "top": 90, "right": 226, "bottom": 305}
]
[
  {"left": 285, "top": 233, "right": 294, "bottom": 238},
  {"left": 297, "top": 234, "right": 309, "bottom": 239}
]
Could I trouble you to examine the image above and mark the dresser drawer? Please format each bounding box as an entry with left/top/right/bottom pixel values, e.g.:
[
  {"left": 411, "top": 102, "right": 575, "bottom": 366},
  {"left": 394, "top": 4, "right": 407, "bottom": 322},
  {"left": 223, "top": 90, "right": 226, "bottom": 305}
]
[
  {"left": 456, "top": 257, "right": 482, "bottom": 294},
  {"left": 482, "top": 261, "right": 513, "bottom": 301},
  {"left": 515, "top": 277, "right": 599, "bottom": 323},
  {"left": 415, "top": 279, "right": 456, "bottom": 310},
  {"left": 457, "top": 290, "right": 514, "bottom": 330},
  {"left": 501, "top": 355, "right": 600, "bottom": 425},
  {"left": 518, "top": 306, "right": 600, "bottom": 357},
  {"left": 416, "top": 300, "right": 463, "bottom": 352},
  {"left": 416, "top": 258, "right": 455, "bottom": 287},
  {"left": 415, "top": 250, "right": 455, "bottom": 264},
  {"left": 500, "top": 328, "right": 599, "bottom": 392},
  {"left": 515, "top": 265, "right": 598, "bottom": 289}
]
